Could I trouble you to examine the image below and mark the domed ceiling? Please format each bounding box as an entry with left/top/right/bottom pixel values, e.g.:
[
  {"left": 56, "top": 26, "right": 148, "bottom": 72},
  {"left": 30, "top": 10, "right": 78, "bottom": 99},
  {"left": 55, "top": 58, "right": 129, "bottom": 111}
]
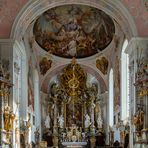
[{"left": 33, "top": 4, "right": 115, "bottom": 58}]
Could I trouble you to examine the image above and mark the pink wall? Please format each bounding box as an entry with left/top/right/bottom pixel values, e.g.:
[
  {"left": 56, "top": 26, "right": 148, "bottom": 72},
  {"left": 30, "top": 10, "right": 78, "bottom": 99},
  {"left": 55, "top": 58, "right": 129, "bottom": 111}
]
[
  {"left": 0, "top": 0, "right": 27, "bottom": 38},
  {"left": 122, "top": 0, "right": 148, "bottom": 37}
]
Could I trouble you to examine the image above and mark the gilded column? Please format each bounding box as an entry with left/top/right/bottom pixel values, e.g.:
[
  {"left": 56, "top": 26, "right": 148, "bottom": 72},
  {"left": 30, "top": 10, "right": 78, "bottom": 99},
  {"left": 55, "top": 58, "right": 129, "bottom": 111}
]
[{"left": 0, "top": 82, "right": 4, "bottom": 146}]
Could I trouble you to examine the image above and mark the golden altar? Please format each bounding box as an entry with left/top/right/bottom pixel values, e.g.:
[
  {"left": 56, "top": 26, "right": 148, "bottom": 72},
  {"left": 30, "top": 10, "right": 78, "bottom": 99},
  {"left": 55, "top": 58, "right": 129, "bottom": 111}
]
[{"left": 45, "top": 58, "right": 103, "bottom": 147}]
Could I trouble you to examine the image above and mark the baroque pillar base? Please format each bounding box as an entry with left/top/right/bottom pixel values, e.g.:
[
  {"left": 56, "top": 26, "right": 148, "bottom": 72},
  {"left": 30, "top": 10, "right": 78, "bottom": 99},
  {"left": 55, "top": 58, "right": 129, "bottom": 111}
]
[
  {"left": 53, "top": 126, "right": 58, "bottom": 136},
  {"left": 90, "top": 136, "right": 96, "bottom": 148},
  {"left": 52, "top": 136, "right": 59, "bottom": 147}
]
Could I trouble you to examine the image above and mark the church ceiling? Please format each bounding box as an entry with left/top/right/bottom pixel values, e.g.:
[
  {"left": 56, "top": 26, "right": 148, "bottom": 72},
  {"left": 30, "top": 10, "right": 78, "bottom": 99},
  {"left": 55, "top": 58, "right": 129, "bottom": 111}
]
[
  {"left": 0, "top": 0, "right": 147, "bottom": 38},
  {"left": 33, "top": 5, "right": 115, "bottom": 58}
]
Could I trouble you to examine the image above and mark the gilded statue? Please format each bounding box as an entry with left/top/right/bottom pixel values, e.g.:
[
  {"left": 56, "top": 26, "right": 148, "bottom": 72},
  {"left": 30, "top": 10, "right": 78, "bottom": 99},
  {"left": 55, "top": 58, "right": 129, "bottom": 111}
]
[
  {"left": 133, "top": 109, "right": 144, "bottom": 131},
  {"left": 4, "top": 106, "right": 10, "bottom": 131},
  {"left": 3, "top": 106, "right": 15, "bottom": 131}
]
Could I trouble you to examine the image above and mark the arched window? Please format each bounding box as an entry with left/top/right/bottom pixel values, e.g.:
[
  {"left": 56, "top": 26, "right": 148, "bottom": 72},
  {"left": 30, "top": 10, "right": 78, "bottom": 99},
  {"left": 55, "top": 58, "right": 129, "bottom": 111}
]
[
  {"left": 121, "top": 39, "right": 129, "bottom": 122},
  {"left": 109, "top": 69, "right": 114, "bottom": 127}
]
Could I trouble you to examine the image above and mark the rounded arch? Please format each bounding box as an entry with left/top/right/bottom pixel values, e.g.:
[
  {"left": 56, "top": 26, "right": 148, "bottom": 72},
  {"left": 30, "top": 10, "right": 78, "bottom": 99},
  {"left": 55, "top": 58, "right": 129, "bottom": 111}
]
[
  {"left": 11, "top": 0, "right": 138, "bottom": 40},
  {"left": 40, "top": 63, "right": 107, "bottom": 93}
]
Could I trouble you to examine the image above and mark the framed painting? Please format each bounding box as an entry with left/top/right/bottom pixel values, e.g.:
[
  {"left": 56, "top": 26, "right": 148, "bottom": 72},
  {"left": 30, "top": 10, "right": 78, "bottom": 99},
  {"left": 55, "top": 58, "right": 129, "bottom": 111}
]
[{"left": 65, "top": 103, "right": 83, "bottom": 127}]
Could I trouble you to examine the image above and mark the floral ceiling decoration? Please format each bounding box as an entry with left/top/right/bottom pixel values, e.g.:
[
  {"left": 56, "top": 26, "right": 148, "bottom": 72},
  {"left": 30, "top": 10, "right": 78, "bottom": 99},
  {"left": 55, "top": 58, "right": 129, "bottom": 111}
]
[{"left": 33, "top": 4, "right": 115, "bottom": 58}]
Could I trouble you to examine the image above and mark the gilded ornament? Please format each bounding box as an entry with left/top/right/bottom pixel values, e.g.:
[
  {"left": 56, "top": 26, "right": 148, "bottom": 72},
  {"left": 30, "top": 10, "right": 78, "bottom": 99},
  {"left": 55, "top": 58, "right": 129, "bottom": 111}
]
[
  {"left": 133, "top": 109, "right": 144, "bottom": 132},
  {"left": 96, "top": 57, "right": 108, "bottom": 75},
  {"left": 60, "top": 58, "right": 86, "bottom": 101},
  {"left": 39, "top": 57, "right": 52, "bottom": 75},
  {"left": 3, "top": 106, "right": 15, "bottom": 131}
]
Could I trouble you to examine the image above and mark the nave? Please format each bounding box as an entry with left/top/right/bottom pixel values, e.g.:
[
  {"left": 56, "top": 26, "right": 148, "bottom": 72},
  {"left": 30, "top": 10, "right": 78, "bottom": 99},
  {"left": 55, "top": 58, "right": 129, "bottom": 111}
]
[{"left": 0, "top": 1, "right": 148, "bottom": 148}]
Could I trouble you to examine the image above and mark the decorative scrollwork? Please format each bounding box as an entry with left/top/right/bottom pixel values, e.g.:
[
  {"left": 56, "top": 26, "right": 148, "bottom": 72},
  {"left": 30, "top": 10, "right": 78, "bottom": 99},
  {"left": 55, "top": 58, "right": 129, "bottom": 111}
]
[{"left": 60, "top": 58, "right": 87, "bottom": 102}]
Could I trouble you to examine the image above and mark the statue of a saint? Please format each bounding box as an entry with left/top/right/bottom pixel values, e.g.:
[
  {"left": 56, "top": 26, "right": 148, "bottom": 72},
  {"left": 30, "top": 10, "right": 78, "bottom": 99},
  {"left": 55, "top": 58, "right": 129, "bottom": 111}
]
[
  {"left": 24, "top": 118, "right": 31, "bottom": 146},
  {"left": 97, "top": 112, "right": 103, "bottom": 129},
  {"left": 84, "top": 114, "right": 91, "bottom": 128},
  {"left": 34, "top": 128, "right": 40, "bottom": 144},
  {"left": 133, "top": 109, "right": 144, "bottom": 131},
  {"left": 3, "top": 106, "right": 15, "bottom": 131},
  {"left": 44, "top": 115, "right": 50, "bottom": 129},
  {"left": 58, "top": 115, "right": 64, "bottom": 128},
  {"left": 3, "top": 106, "right": 10, "bottom": 131}
]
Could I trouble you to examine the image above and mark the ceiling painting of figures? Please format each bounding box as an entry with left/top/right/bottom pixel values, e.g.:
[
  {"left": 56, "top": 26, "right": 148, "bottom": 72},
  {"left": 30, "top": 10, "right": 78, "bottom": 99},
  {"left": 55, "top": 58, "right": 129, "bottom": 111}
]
[{"left": 33, "top": 4, "right": 115, "bottom": 58}]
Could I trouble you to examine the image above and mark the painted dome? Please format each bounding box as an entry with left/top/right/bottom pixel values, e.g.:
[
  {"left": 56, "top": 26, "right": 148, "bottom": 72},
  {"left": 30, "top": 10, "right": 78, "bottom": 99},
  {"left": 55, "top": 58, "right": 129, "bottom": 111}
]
[{"left": 33, "top": 4, "right": 115, "bottom": 58}]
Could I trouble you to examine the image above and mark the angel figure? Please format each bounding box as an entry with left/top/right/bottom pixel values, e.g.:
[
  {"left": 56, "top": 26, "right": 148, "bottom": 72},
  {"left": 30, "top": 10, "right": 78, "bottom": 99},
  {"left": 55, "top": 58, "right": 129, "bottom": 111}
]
[
  {"left": 84, "top": 114, "right": 91, "bottom": 128},
  {"left": 44, "top": 115, "right": 51, "bottom": 129},
  {"left": 97, "top": 112, "right": 103, "bottom": 129},
  {"left": 58, "top": 115, "right": 64, "bottom": 128}
]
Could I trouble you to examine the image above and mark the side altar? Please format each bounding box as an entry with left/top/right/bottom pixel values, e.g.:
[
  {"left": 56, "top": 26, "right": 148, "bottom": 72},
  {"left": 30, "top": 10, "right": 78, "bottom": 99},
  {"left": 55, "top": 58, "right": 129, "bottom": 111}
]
[{"left": 43, "top": 58, "right": 104, "bottom": 147}]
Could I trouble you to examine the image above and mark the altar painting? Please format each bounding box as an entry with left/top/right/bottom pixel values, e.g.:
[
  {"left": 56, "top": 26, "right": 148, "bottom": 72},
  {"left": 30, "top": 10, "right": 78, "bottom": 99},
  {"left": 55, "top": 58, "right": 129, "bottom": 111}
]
[{"left": 66, "top": 103, "right": 83, "bottom": 127}]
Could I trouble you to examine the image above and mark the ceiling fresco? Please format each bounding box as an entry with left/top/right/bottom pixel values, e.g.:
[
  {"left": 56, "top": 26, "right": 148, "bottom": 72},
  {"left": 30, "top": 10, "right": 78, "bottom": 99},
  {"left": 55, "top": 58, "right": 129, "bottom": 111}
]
[{"left": 33, "top": 5, "right": 115, "bottom": 58}]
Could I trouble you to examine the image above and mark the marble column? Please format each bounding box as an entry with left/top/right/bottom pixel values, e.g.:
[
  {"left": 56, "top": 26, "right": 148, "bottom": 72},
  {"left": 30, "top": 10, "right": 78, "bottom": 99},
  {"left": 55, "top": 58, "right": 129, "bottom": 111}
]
[
  {"left": 53, "top": 96, "right": 58, "bottom": 135},
  {"left": 91, "top": 98, "right": 95, "bottom": 127},
  {"left": 83, "top": 101, "right": 86, "bottom": 128},
  {"left": 90, "top": 96, "right": 95, "bottom": 135},
  {"left": 53, "top": 96, "right": 59, "bottom": 147},
  {"left": 145, "top": 95, "right": 148, "bottom": 128},
  {"left": 61, "top": 102, "right": 64, "bottom": 117}
]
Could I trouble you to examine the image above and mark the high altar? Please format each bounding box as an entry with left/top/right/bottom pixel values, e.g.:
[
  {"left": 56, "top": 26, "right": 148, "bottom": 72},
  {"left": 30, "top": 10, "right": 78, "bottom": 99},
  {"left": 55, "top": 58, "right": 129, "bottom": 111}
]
[{"left": 44, "top": 58, "right": 104, "bottom": 147}]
